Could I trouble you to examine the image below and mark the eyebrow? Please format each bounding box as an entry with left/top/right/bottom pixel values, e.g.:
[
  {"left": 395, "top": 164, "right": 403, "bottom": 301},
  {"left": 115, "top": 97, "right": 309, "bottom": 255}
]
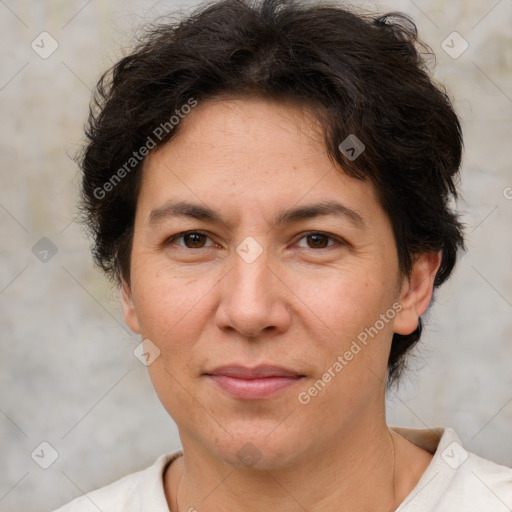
[{"left": 148, "top": 199, "right": 365, "bottom": 229}]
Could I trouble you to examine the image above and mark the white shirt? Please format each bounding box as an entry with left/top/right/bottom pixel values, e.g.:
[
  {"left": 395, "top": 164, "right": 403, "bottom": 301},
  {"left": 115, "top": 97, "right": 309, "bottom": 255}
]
[{"left": 51, "top": 427, "right": 512, "bottom": 511}]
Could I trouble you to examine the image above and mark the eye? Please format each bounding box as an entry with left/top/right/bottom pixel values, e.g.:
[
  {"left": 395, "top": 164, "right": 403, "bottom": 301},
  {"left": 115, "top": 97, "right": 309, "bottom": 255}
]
[
  {"left": 165, "top": 230, "right": 343, "bottom": 251},
  {"left": 295, "top": 232, "right": 340, "bottom": 249},
  {"left": 166, "top": 230, "right": 216, "bottom": 249}
]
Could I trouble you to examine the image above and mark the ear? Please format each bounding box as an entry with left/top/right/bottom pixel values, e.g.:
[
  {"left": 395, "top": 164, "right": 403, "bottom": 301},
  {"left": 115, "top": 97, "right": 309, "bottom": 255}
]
[
  {"left": 393, "top": 251, "right": 442, "bottom": 336},
  {"left": 121, "top": 277, "right": 141, "bottom": 334}
]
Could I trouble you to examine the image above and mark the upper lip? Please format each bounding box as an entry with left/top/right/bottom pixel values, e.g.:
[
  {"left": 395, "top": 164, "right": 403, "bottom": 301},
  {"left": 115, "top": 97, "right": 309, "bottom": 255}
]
[{"left": 205, "top": 365, "right": 304, "bottom": 379}]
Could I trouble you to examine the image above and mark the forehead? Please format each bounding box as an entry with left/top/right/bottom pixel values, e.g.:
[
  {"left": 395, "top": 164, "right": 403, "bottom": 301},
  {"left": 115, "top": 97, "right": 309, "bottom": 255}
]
[
  {"left": 137, "top": 97, "right": 383, "bottom": 228},
  {"left": 151, "top": 97, "right": 329, "bottom": 172}
]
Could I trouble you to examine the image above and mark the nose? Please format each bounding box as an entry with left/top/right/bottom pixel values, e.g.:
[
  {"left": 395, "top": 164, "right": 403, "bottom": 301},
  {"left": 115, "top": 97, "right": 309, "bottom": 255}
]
[{"left": 215, "top": 243, "right": 292, "bottom": 340}]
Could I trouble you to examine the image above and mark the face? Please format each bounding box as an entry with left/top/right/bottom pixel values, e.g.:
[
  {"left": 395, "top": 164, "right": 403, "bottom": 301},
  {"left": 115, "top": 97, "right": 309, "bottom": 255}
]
[{"left": 122, "top": 97, "right": 439, "bottom": 469}]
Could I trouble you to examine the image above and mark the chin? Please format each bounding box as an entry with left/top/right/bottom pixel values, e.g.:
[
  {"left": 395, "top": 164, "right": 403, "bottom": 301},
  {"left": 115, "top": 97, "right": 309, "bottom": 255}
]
[{"left": 206, "top": 427, "right": 306, "bottom": 471}]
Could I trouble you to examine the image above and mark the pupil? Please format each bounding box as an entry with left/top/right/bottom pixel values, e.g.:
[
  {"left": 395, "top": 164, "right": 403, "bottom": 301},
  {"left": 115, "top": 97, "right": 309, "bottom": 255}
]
[
  {"left": 186, "top": 233, "right": 204, "bottom": 248},
  {"left": 309, "top": 234, "right": 327, "bottom": 248}
]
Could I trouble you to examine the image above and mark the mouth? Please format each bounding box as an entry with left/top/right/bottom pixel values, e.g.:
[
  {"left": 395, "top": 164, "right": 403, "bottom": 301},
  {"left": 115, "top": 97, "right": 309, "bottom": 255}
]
[{"left": 204, "top": 365, "right": 306, "bottom": 400}]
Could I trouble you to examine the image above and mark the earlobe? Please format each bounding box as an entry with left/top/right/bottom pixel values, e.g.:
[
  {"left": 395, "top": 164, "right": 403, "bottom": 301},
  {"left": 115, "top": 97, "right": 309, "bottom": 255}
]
[
  {"left": 120, "top": 277, "right": 141, "bottom": 334},
  {"left": 393, "top": 251, "right": 442, "bottom": 336}
]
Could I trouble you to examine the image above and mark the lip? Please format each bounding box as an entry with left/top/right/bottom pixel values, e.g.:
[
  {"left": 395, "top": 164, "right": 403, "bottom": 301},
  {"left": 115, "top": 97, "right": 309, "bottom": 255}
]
[{"left": 204, "top": 365, "right": 305, "bottom": 400}]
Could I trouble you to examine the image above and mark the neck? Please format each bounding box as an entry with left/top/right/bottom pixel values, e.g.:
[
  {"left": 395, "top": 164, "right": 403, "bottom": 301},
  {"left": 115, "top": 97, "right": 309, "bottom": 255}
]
[{"left": 168, "top": 418, "right": 404, "bottom": 512}]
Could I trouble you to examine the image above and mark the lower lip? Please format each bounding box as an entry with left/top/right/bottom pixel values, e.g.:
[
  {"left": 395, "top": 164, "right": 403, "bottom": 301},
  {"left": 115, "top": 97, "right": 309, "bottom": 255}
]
[{"left": 207, "top": 375, "right": 304, "bottom": 400}]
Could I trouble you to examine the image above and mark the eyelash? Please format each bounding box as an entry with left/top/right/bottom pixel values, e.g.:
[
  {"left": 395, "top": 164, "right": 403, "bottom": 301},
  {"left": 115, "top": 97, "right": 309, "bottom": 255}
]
[{"left": 165, "top": 230, "right": 343, "bottom": 250}]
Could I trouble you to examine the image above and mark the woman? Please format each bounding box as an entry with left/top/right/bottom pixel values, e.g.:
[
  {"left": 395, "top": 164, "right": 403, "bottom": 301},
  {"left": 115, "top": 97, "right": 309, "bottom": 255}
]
[{"left": 53, "top": 0, "right": 512, "bottom": 510}]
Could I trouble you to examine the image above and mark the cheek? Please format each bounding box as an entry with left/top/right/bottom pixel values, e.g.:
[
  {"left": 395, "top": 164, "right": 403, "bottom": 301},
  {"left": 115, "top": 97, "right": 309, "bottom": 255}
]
[
  {"left": 130, "top": 263, "right": 213, "bottom": 362},
  {"left": 294, "top": 265, "right": 398, "bottom": 381},
  {"left": 131, "top": 269, "right": 212, "bottom": 419},
  {"left": 297, "top": 266, "right": 391, "bottom": 334}
]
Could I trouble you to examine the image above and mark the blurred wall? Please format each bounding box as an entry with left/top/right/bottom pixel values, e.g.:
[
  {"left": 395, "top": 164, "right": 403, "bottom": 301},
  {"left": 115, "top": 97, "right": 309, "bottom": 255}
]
[{"left": 0, "top": 1, "right": 511, "bottom": 511}]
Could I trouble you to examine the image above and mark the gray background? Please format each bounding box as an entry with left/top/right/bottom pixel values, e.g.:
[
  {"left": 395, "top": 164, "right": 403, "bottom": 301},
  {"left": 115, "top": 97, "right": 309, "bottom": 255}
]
[{"left": 0, "top": 1, "right": 511, "bottom": 511}]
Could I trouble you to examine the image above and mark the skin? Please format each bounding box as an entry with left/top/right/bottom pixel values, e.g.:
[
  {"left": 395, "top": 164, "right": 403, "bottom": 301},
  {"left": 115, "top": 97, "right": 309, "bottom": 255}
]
[{"left": 121, "top": 97, "right": 441, "bottom": 512}]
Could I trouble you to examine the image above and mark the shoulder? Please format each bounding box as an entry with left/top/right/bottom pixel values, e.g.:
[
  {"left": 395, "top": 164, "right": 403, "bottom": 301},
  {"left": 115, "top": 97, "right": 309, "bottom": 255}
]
[
  {"left": 394, "top": 426, "right": 512, "bottom": 511},
  {"left": 439, "top": 448, "right": 512, "bottom": 510},
  {"left": 50, "top": 451, "right": 183, "bottom": 512}
]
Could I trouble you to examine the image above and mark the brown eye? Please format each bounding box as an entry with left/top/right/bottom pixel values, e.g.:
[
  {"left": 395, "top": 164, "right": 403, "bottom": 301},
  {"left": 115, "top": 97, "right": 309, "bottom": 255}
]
[
  {"left": 168, "top": 231, "right": 213, "bottom": 249},
  {"left": 183, "top": 232, "right": 207, "bottom": 248},
  {"left": 306, "top": 233, "right": 330, "bottom": 248},
  {"left": 296, "top": 232, "right": 337, "bottom": 249}
]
